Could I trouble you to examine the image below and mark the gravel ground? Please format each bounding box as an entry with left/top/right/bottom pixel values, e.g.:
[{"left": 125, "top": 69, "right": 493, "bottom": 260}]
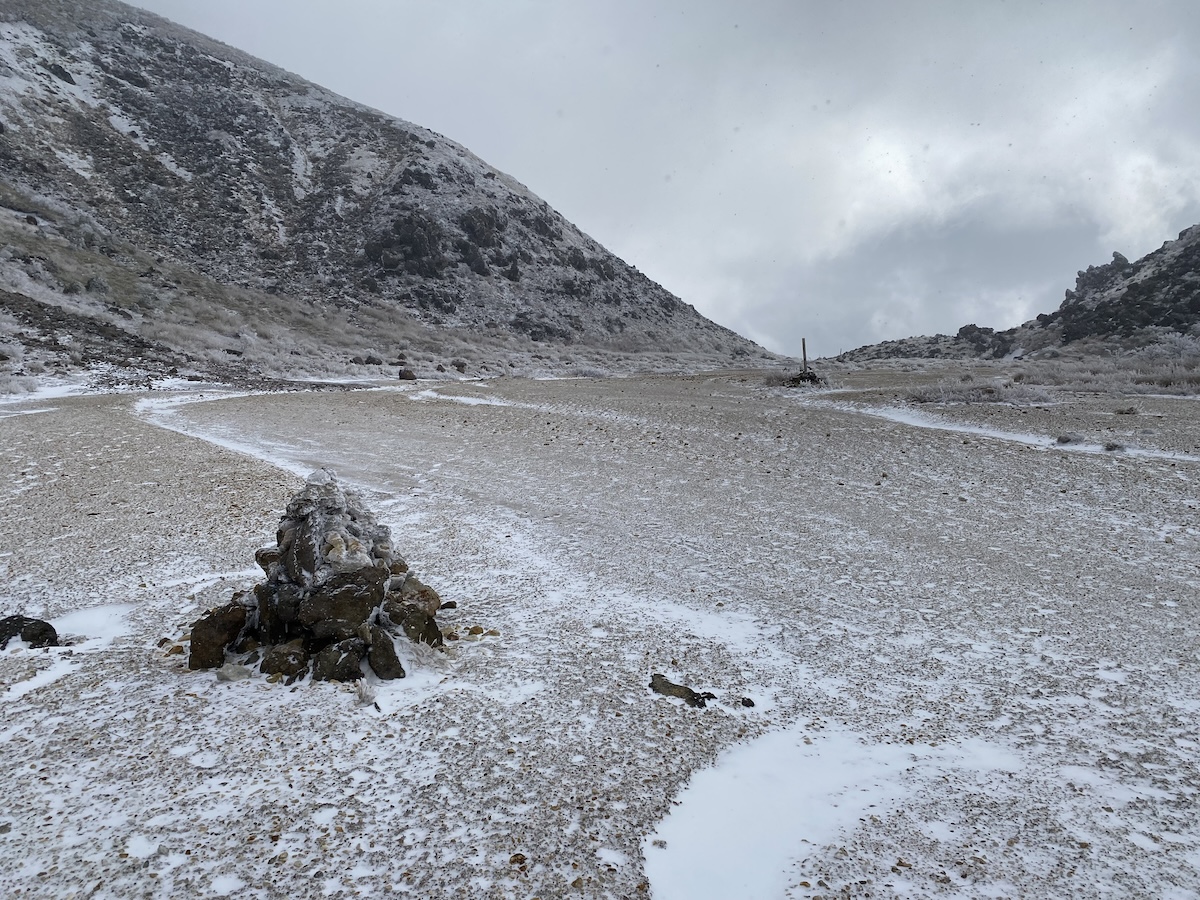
[{"left": 1, "top": 371, "right": 1198, "bottom": 899}]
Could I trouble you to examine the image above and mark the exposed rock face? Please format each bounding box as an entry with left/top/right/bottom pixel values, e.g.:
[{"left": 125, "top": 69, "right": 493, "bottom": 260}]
[
  {"left": 1045, "top": 229, "right": 1200, "bottom": 343},
  {"left": 188, "top": 469, "right": 444, "bottom": 683},
  {"left": 837, "top": 224, "right": 1200, "bottom": 363},
  {"left": 0, "top": 615, "right": 59, "bottom": 649}
]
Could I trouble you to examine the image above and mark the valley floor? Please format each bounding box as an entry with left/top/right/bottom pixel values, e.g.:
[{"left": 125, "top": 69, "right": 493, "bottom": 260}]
[{"left": 1, "top": 370, "right": 1198, "bottom": 899}]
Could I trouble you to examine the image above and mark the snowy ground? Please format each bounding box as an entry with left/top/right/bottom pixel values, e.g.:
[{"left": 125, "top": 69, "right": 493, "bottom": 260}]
[{"left": 1, "top": 370, "right": 1198, "bottom": 899}]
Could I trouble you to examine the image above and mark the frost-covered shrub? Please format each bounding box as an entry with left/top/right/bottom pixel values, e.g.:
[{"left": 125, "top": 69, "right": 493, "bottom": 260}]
[
  {"left": 0, "top": 341, "right": 24, "bottom": 366},
  {"left": 0, "top": 375, "right": 38, "bottom": 395},
  {"left": 907, "top": 379, "right": 1052, "bottom": 405}
]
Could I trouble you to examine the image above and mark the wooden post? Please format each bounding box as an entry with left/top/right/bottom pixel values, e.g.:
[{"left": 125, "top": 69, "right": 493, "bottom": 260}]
[{"left": 802, "top": 338, "right": 808, "bottom": 373}]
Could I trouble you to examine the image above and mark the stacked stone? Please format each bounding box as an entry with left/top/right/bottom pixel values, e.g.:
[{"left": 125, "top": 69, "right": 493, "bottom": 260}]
[{"left": 189, "top": 469, "right": 444, "bottom": 683}]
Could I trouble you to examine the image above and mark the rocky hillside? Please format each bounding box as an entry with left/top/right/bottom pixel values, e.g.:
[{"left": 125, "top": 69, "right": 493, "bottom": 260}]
[
  {"left": 0, "top": 0, "right": 769, "bottom": 386},
  {"left": 837, "top": 224, "right": 1200, "bottom": 363}
]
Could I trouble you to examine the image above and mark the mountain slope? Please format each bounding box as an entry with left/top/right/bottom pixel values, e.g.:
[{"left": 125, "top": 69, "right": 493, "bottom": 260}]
[
  {"left": 0, "top": 0, "right": 768, "bottom": 384},
  {"left": 836, "top": 224, "right": 1200, "bottom": 363}
]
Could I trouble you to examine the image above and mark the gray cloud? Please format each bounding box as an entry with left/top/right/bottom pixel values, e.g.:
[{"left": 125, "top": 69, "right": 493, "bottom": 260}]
[{"left": 132, "top": 0, "right": 1200, "bottom": 356}]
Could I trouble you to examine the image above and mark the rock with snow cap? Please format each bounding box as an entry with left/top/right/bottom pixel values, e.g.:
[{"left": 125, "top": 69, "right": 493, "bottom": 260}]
[{"left": 188, "top": 469, "right": 447, "bottom": 683}]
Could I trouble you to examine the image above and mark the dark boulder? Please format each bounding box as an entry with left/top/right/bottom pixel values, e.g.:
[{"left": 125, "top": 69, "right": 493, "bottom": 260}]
[
  {"left": 366, "top": 625, "right": 405, "bottom": 679},
  {"left": 390, "top": 573, "right": 441, "bottom": 616},
  {"left": 398, "top": 367, "right": 417, "bottom": 381},
  {"left": 255, "top": 546, "right": 281, "bottom": 576},
  {"left": 298, "top": 566, "right": 387, "bottom": 641},
  {"left": 47, "top": 63, "right": 76, "bottom": 85},
  {"left": 189, "top": 603, "right": 248, "bottom": 669},
  {"left": 255, "top": 582, "right": 304, "bottom": 644},
  {"left": 312, "top": 639, "right": 366, "bottom": 682},
  {"left": 383, "top": 600, "right": 443, "bottom": 648},
  {"left": 259, "top": 641, "right": 309, "bottom": 679},
  {"left": 0, "top": 615, "right": 59, "bottom": 649}
]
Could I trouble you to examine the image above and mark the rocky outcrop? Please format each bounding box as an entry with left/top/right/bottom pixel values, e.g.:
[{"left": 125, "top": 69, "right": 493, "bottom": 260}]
[
  {"left": 0, "top": 615, "right": 59, "bottom": 650},
  {"left": 837, "top": 224, "right": 1200, "bottom": 362},
  {"left": 188, "top": 469, "right": 445, "bottom": 683}
]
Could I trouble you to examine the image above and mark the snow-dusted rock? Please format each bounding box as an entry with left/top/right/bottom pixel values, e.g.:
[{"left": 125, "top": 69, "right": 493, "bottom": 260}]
[
  {"left": 187, "top": 602, "right": 248, "bottom": 670},
  {"left": 0, "top": 615, "right": 58, "bottom": 650},
  {"left": 188, "top": 469, "right": 443, "bottom": 683}
]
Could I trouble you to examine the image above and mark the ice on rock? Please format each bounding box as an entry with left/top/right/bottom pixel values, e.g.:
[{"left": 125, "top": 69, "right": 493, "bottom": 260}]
[
  {"left": 279, "top": 468, "right": 391, "bottom": 586},
  {"left": 188, "top": 469, "right": 444, "bottom": 682}
]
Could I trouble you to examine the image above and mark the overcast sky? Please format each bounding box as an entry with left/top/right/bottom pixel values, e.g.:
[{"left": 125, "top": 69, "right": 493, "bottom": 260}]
[{"left": 130, "top": 0, "right": 1200, "bottom": 357}]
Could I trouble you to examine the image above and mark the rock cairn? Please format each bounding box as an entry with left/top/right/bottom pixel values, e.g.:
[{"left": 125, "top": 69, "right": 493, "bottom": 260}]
[{"left": 189, "top": 469, "right": 445, "bottom": 683}]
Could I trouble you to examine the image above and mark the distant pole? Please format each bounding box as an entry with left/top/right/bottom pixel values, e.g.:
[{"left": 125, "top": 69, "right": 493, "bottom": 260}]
[{"left": 802, "top": 338, "right": 808, "bottom": 373}]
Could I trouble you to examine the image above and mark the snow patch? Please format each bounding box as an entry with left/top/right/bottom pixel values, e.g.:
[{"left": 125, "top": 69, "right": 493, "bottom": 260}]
[{"left": 644, "top": 724, "right": 1022, "bottom": 900}]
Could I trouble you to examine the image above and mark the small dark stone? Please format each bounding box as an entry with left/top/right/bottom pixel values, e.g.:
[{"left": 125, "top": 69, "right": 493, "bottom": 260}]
[
  {"left": 365, "top": 354, "right": 383, "bottom": 365},
  {"left": 24, "top": 215, "right": 37, "bottom": 227},
  {"left": 439, "top": 600, "right": 457, "bottom": 610},
  {"left": 47, "top": 63, "right": 76, "bottom": 85},
  {"left": 740, "top": 697, "right": 755, "bottom": 708},
  {"left": 233, "top": 634, "right": 260, "bottom": 653},
  {"left": 0, "top": 615, "right": 58, "bottom": 649},
  {"left": 398, "top": 367, "right": 417, "bottom": 381}
]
